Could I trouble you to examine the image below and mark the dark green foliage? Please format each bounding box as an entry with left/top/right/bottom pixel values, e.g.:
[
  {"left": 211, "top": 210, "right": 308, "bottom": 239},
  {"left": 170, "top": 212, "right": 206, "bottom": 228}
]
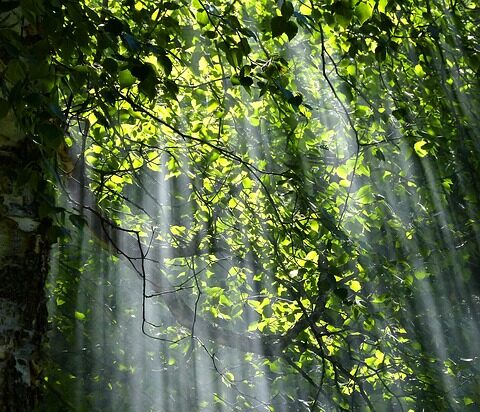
[{"left": 1, "top": 0, "right": 479, "bottom": 410}]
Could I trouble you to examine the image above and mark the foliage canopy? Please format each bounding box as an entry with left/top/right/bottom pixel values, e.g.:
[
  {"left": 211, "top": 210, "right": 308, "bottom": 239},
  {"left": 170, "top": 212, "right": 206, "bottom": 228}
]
[{"left": 1, "top": 0, "right": 479, "bottom": 410}]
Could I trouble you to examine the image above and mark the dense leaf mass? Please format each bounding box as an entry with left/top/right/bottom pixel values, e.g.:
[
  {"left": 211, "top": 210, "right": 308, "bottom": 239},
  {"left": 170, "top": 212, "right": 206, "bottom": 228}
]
[{"left": 2, "top": 0, "right": 479, "bottom": 410}]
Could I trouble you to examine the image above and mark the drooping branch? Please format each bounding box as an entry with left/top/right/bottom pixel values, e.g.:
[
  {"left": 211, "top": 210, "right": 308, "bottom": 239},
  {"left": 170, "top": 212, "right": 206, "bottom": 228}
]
[
  {"left": 65, "top": 147, "right": 294, "bottom": 357},
  {"left": 62, "top": 129, "right": 346, "bottom": 363}
]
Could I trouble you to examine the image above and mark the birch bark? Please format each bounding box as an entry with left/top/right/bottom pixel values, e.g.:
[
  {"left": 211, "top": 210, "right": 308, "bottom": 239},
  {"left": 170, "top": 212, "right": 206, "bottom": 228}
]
[{"left": 0, "top": 5, "right": 51, "bottom": 408}]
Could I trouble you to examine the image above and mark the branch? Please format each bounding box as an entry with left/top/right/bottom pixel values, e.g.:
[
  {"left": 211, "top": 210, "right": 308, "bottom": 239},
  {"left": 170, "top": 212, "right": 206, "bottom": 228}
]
[
  {"left": 65, "top": 150, "right": 287, "bottom": 356},
  {"left": 63, "top": 116, "right": 333, "bottom": 363}
]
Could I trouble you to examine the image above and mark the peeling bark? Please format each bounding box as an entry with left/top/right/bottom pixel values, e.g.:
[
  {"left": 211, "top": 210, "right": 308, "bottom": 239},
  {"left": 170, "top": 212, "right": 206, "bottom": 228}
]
[
  {"left": 0, "top": 140, "right": 50, "bottom": 410},
  {"left": 0, "top": 2, "right": 53, "bottom": 407}
]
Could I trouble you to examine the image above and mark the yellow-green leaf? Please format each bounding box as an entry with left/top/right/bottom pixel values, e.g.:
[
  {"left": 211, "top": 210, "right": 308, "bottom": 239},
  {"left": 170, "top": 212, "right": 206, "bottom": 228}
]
[
  {"left": 414, "top": 64, "right": 425, "bottom": 77},
  {"left": 75, "top": 311, "right": 86, "bottom": 320},
  {"left": 349, "top": 280, "right": 361, "bottom": 292},
  {"left": 414, "top": 140, "right": 428, "bottom": 157},
  {"left": 355, "top": 2, "right": 373, "bottom": 24}
]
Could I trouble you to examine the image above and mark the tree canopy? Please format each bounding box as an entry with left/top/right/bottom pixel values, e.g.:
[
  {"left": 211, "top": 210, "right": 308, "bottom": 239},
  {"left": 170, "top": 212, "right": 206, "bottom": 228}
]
[{"left": 1, "top": 0, "right": 479, "bottom": 410}]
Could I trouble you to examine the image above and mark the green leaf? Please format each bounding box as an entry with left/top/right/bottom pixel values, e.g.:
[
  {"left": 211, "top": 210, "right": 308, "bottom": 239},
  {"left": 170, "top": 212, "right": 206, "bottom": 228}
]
[
  {"left": 373, "top": 148, "right": 385, "bottom": 161},
  {"left": 118, "top": 69, "right": 136, "bottom": 88},
  {"left": 5, "top": 59, "right": 26, "bottom": 83},
  {"left": 197, "top": 10, "right": 209, "bottom": 26},
  {"left": 75, "top": 311, "right": 86, "bottom": 320},
  {"left": 288, "top": 94, "right": 302, "bottom": 107},
  {"left": 284, "top": 21, "right": 298, "bottom": 41},
  {"left": 164, "top": 79, "right": 179, "bottom": 96},
  {"left": 464, "top": 397, "right": 474, "bottom": 406},
  {"left": 224, "top": 48, "right": 243, "bottom": 68},
  {"left": 271, "top": 16, "right": 286, "bottom": 38},
  {"left": 333, "top": 1, "right": 353, "bottom": 27},
  {"left": 204, "top": 30, "right": 216, "bottom": 39},
  {"left": 139, "top": 76, "right": 157, "bottom": 100},
  {"left": 375, "top": 44, "right": 386, "bottom": 62},
  {"left": 122, "top": 33, "right": 141, "bottom": 51},
  {"left": 355, "top": 2, "right": 373, "bottom": 25},
  {"left": 28, "top": 60, "right": 50, "bottom": 80},
  {"left": 158, "top": 53, "right": 173, "bottom": 76},
  {"left": 219, "top": 295, "right": 232, "bottom": 307},
  {"left": 131, "top": 63, "right": 155, "bottom": 81},
  {"left": 286, "top": 113, "right": 298, "bottom": 130},
  {"left": 103, "top": 57, "right": 118, "bottom": 73},
  {"left": 392, "top": 107, "right": 408, "bottom": 120},
  {"left": 334, "top": 288, "right": 348, "bottom": 300},
  {"left": 230, "top": 75, "right": 241, "bottom": 85},
  {"left": 239, "top": 76, "right": 253, "bottom": 86},
  {"left": 170, "top": 225, "right": 186, "bottom": 236},
  {"left": 163, "top": 1, "right": 180, "bottom": 10},
  {"left": 37, "top": 123, "right": 64, "bottom": 149},
  {"left": 414, "top": 140, "right": 428, "bottom": 157},
  {"left": 104, "top": 18, "right": 124, "bottom": 35},
  {"left": 349, "top": 280, "right": 361, "bottom": 292},
  {"left": 414, "top": 270, "right": 429, "bottom": 280},
  {"left": 281, "top": 1, "right": 294, "bottom": 19},
  {"left": 414, "top": 63, "right": 426, "bottom": 77}
]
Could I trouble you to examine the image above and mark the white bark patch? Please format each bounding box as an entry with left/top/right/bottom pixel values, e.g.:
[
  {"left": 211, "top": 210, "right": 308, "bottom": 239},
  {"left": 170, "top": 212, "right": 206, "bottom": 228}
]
[
  {"left": 15, "top": 340, "right": 34, "bottom": 385},
  {"left": 8, "top": 216, "right": 40, "bottom": 232},
  {"left": 0, "top": 298, "right": 21, "bottom": 359},
  {"left": 0, "top": 300, "right": 34, "bottom": 385}
]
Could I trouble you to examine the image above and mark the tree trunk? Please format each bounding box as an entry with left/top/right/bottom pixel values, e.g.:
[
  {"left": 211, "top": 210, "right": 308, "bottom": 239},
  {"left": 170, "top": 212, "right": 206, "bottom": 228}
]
[{"left": 0, "top": 117, "right": 50, "bottom": 410}]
